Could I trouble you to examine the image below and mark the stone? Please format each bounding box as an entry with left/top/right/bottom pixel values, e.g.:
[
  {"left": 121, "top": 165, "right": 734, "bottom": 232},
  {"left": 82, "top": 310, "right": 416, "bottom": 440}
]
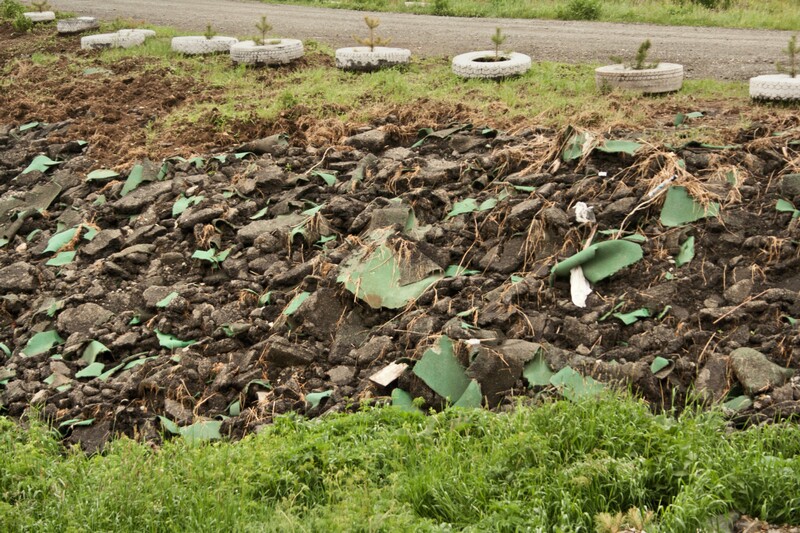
[
  {"left": 82, "top": 229, "right": 123, "bottom": 256},
  {"left": 177, "top": 206, "right": 225, "bottom": 230},
  {"left": 467, "top": 341, "right": 532, "bottom": 407},
  {"left": 327, "top": 365, "right": 355, "bottom": 386},
  {"left": 344, "top": 129, "right": 391, "bottom": 152},
  {"left": 142, "top": 286, "right": 174, "bottom": 308},
  {"left": 112, "top": 181, "right": 173, "bottom": 214},
  {"left": 479, "top": 235, "right": 526, "bottom": 274},
  {"left": 599, "top": 197, "right": 637, "bottom": 222},
  {"left": 264, "top": 336, "right": 316, "bottom": 367},
  {"left": 292, "top": 288, "right": 346, "bottom": 342},
  {"left": 56, "top": 303, "right": 114, "bottom": 335},
  {"left": 730, "top": 347, "right": 794, "bottom": 395},
  {"left": 0, "top": 262, "right": 38, "bottom": 292},
  {"left": 724, "top": 279, "right": 753, "bottom": 305},
  {"left": 695, "top": 355, "right": 730, "bottom": 403},
  {"left": 236, "top": 214, "right": 304, "bottom": 244},
  {"left": 781, "top": 174, "right": 800, "bottom": 197}
]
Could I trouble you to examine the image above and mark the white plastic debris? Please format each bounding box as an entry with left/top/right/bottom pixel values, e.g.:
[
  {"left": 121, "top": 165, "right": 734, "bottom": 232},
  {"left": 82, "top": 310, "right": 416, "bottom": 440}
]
[
  {"left": 598, "top": 171, "right": 608, "bottom": 177},
  {"left": 369, "top": 362, "right": 408, "bottom": 387},
  {"left": 574, "top": 202, "right": 596, "bottom": 224},
  {"left": 464, "top": 338, "right": 482, "bottom": 346},
  {"left": 646, "top": 175, "right": 676, "bottom": 198},
  {"left": 570, "top": 266, "right": 593, "bottom": 308}
]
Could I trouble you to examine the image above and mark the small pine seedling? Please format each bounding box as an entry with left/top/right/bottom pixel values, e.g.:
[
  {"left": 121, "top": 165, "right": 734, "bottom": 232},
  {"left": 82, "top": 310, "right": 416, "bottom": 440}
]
[
  {"left": 776, "top": 34, "right": 798, "bottom": 78},
  {"left": 203, "top": 23, "right": 216, "bottom": 40},
  {"left": 491, "top": 27, "right": 507, "bottom": 60},
  {"left": 634, "top": 39, "right": 655, "bottom": 70},
  {"left": 31, "top": 0, "right": 50, "bottom": 12},
  {"left": 255, "top": 15, "right": 273, "bottom": 46},
  {"left": 353, "top": 16, "right": 390, "bottom": 52}
]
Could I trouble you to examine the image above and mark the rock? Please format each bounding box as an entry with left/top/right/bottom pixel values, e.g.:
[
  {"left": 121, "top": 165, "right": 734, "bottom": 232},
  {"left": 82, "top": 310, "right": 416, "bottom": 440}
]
[
  {"left": 264, "top": 336, "right": 316, "bottom": 367},
  {"left": 112, "top": 181, "right": 173, "bottom": 214},
  {"left": 164, "top": 398, "right": 193, "bottom": 425},
  {"left": 467, "top": 340, "right": 534, "bottom": 407},
  {"left": 142, "top": 286, "right": 174, "bottom": 308},
  {"left": 344, "top": 129, "right": 391, "bottom": 152},
  {"left": 327, "top": 365, "right": 355, "bottom": 386},
  {"left": 177, "top": 206, "right": 225, "bottom": 230},
  {"left": 562, "top": 316, "right": 600, "bottom": 348},
  {"left": 82, "top": 229, "right": 123, "bottom": 256},
  {"left": 236, "top": 214, "right": 304, "bottom": 244},
  {"left": 0, "top": 262, "right": 38, "bottom": 292},
  {"left": 292, "top": 288, "right": 346, "bottom": 342},
  {"left": 479, "top": 235, "right": 526, "bottom": 274},
  {"left": 353, "top": 335, "right": 394, "bottom": 366},
  {"left": 56, "top": 303, "right": 113, "bottom": 335},
  {"left": 237, "top": 134, "right": 289, "bottom": 156},
  {"left": 730, "top": 347, "right": 794, "bottom": 394},
  {"left": 724, "top": 279, "right": 753, "bottom": 305},
  {"left": 781, "top": 174, "right": 800, "bottom": 197},
  {"left": 695, "top": 355, "right": 731, "bottom": 403},
  {"left": 599, "top": 197, "right": 637, "bottom": 221}
]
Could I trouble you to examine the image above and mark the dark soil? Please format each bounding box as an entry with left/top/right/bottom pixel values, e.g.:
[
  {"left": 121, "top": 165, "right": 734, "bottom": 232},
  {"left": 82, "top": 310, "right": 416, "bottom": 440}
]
[{"left": 3, "top": 23, "right": 800, "bottom": 463}]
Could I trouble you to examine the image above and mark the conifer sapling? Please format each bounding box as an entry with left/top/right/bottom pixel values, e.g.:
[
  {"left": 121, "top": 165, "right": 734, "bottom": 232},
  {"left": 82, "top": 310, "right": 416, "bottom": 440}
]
[
  {"left": 255, "top": 15, "right": 275, "bottom": 46},
  {"left": 31, "top": 1, "right": 50, "bottom": 12},
  {"left": 353, "top": 16, "right": 390, "bottom": 52},
  {"left": 776, "top": 34, "right": 798, "bottom": 78},
  {"left": 204, "top": 23, "right": 216, "bottom": 40},
  {"left": 491, "top": 27, "right": 507, "bottom": 61}
]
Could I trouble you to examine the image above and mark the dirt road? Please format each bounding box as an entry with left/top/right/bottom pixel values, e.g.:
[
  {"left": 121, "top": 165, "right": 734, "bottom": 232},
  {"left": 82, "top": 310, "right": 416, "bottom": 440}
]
[{"left": 46, "top": 0, "right": 794, "bottom": 80}]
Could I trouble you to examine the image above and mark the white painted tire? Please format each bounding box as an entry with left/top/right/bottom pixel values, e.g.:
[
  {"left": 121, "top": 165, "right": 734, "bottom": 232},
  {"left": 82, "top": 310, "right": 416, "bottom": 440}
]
[
  {"left": 230, "top": 39, "right": 304, "bottom": 65},
  {"left": 118, "top": 28, "right": 157, "bottom": 39},
  {"left": 749, "top": 74, "right": 800, "bottom": 101},
  {"left": 451, "top": 51, "right": 531, "bottom": 79},
  {"left": 57, "top": 17, "right": 99, "bottom": 34},
  {"left": 81, "top": 31, "right": 146, "bottom": 50},
  {"left": 595, "top": 63, "right": 684, "bottom": 94},
  {"left": 335, "top": 46, "right": 411, "bottom": 71},
  {"left": 171, "top": 36, "right": 239, "bottom": 55},
  {"left": 23, "top": 11, "right": 55, "bottom": 22}
]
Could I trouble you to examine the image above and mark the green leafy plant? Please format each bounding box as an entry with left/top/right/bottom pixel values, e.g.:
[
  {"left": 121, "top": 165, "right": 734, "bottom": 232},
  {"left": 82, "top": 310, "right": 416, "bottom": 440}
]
[
  {"left": 556, "top": 0, "right": 601, "bottom": 21},
  {"left": 11, "top": 12, "right": 33, "bottom": 32},
  {"left": 203, "top": 23, "right": 216, "bottom": 40},
  {"left": 776, "top": 34, "right": 799, "bottom": 78},
  {"left": 611, "top": 39, "right": 658, "bottom": 70},
  {"left": 353, "top": 16, "right": 390, "bottom": 52},
  {"left": 431, "top": 0, "right": 450, "bottom": 16}
]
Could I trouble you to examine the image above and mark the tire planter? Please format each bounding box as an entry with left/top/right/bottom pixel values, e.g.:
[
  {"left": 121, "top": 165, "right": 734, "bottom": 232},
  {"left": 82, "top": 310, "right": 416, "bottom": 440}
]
[
  {"left": 594, "top": 63, "right": 684, "bottom": 94},
  {"left": 335, "top": 46, "right": 411, "bottom": 72},
  {"left": 230, "top": 39, "right": 304, "bottom": 65},
  {"left": 451, "top": 51, "right": 531, "bottom": 79},
  {"left": 118, "top": 28, "right": 157, "bottom": 39},
  {"left": 57, "top": 17, "right": 99, "bottom": 34},
  {"left": 80, "top": 31, "right": 147, "bottom": 50},
  {"left": 23, "top": 11, "right": 55, "bottom": 22},
  {"left": 749, "top": 74, "right": 800, "bottom": 101},
  {"left": 171, "top": 36, "right": 239, "bottom": 55}
]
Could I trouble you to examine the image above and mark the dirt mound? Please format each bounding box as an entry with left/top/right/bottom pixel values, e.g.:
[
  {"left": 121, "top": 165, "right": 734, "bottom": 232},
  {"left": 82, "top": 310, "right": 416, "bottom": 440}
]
[{"left": 2, "top": 109, "right": 800, "bottom": 451}]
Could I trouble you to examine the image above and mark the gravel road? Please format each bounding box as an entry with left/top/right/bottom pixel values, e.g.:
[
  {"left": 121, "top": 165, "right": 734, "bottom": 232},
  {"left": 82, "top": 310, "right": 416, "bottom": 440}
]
[{"left": 46, "top": 0, "right": 794, "bottom": 80}]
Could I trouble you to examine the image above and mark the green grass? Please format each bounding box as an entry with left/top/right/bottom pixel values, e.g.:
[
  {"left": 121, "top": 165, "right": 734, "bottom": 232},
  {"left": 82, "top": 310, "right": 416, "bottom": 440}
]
[
  {"left": 2, "top": 393, "right": 800, "bottom": 531},
  {"left": 263, "top": 0, "right": 800, "bottom": 31}
]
